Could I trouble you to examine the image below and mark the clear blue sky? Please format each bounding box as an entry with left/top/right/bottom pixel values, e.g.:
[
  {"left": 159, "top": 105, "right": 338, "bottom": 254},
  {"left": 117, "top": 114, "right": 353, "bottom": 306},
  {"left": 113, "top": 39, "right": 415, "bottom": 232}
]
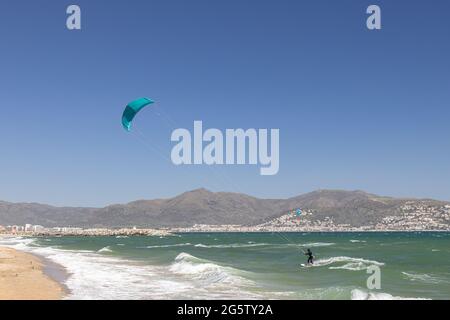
[{"left": 0, "top": 0, "right": 449, "bottom": 206}]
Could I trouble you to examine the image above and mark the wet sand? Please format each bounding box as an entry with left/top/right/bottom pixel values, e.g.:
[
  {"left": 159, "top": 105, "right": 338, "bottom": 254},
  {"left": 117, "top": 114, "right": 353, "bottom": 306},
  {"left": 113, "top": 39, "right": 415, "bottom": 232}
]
[{"left": 0, "top": 246, "right": 64, "bottom": 300}]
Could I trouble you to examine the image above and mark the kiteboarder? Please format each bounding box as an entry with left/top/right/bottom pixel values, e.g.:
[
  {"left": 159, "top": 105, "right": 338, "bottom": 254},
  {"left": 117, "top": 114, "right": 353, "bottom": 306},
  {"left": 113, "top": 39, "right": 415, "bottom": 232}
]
[{"left": 304, "top": 248, "right": 314, "bottom": 265}]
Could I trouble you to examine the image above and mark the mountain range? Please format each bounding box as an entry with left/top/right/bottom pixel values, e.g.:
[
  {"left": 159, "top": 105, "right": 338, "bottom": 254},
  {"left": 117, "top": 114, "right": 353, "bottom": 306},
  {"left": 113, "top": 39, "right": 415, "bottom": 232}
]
[{"left": 1, "top": 189, "right": 449, "bottom": 229}]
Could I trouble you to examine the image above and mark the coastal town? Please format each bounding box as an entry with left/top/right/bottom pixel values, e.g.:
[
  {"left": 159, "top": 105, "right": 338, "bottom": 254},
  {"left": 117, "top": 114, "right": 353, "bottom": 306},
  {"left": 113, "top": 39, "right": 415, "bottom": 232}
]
[
  {"left": 250, "top": 202, "right": 450, "bottom": 232},
  {"left": 1, "top": 202, "right": 449, "bottom": 235},
  {"left": 376, "top": 202, "right": 450, "bottom": 231},
  {"left": 0, "top": 225, "right": 171, "bottom": 236}
]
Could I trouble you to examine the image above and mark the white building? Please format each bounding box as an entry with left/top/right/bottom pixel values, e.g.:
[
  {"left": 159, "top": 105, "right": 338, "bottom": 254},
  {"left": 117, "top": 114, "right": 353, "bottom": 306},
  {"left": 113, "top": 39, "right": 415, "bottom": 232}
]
[{"left": 33, "top": 225, "right": 45, "bottom": 232}]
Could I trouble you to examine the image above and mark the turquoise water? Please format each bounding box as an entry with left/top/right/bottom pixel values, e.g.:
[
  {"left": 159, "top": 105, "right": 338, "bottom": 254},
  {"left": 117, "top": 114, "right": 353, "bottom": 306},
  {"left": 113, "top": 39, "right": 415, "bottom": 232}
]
[{"left": 2, "top": 232, "right": 449, "bottom": 299}]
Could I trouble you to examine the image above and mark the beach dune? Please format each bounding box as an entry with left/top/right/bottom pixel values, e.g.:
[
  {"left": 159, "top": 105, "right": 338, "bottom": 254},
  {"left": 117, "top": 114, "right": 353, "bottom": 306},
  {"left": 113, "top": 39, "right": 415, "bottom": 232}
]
[{"left": 0, "top": 246, "right": 64, "bottom": 300}]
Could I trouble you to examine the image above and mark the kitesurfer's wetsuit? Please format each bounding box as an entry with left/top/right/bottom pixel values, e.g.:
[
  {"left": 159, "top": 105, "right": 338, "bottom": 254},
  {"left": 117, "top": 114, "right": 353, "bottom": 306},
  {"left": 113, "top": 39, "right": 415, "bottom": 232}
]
[{"left": 304, "top": 249, "right": 314, "bottom": 264}]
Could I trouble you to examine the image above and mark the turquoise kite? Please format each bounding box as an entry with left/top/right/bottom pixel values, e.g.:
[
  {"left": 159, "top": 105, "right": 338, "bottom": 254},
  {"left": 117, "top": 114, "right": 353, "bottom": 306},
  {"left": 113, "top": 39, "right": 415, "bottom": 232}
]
[{"left": 122, "top": 97, "right": 154, "bottom": 131}]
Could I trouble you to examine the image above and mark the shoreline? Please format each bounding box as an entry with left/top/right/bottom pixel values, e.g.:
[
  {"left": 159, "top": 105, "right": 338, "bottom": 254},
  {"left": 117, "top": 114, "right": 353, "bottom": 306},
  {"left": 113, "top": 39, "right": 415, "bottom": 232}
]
[
  {"left": 1, "top": 229, "right": 449, "bottom": 238},
  {"left": 39, "top": 252, "right": 71, "bottom": 296},
  {"left": 0, "top": 246, "right": 66, "bottom": 300}
]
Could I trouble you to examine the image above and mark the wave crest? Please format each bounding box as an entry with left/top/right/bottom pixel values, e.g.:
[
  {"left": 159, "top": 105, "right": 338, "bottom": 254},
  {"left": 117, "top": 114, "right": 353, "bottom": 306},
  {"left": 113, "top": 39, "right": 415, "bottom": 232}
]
[
  {"left": 170, "top": 253, "right": 250, "bottom": 286},
  {"left": 145, "top": 243, "right": 192, "bottom": 249},
  {"left": 312, "top": 256, "right": 384, "bottom": 271},
  {"left": 194, "top": 243, "right": 269, "bottom": 249},
  {"left": 351, "top": 289, "right": 429, "bottom": 300},
  {"left": 402, "top": 272, "right": 447, "bottom": 284},
  {"left": 299, "top": 242, "right": 335, "bottom": 248}
]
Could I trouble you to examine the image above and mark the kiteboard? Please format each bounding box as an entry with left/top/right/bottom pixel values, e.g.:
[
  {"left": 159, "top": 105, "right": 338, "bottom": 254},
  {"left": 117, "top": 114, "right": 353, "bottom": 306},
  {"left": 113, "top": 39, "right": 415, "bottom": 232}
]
[{"left": 300, "top": 263, "right": 313, "bottom": 268}]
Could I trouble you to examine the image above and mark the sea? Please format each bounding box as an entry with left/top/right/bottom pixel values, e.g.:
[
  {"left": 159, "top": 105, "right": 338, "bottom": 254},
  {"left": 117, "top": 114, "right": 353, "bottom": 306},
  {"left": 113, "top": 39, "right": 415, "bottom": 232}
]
[{"left": 1, "top": 232, "right": 449, "bottom": 300}]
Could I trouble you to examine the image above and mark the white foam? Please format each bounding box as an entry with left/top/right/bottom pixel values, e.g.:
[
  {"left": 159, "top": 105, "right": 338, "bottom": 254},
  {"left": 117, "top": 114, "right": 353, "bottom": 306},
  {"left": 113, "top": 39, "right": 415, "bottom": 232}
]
[
  {"left": 169, "top": 253, "right": 253, "bottom": 287},
  {"left": 312, "top": 256, "right": 384, "bottom": 271},
  {"left": 144, "top": 242, "right": 192, "bottom": 249},
  {"left": 329, "top": 262, "right": 372, "bottom": 271},
  {"left": 194, "top": 243, "right": 269, "bottom": 249},
  {"left": 402, "top": 272, "right": 447, "bottom": 284},
  {"left": 300, "top": 242, "right": 335, "bottom": 248},
  {"left": 2, "top": 237, "right": 261, "bottom": 299},
  {"left": 98, "top": 246, "right": 113, "bottom": 253},
  {"left": 0, "top": 236, "right": 36, "bottom": 249},
  {"left": 351, "top": 289, "right": 429, "bottom": 300}
]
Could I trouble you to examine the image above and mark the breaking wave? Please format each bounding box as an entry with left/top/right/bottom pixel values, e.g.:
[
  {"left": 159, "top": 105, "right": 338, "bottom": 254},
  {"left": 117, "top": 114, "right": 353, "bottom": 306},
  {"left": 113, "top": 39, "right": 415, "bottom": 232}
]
[
  {"left": 194, "top": 243, "right": 269, "bottom": 249},
  {"left": 98, "top": 246, "right": 113, "bottom": 253},
  {"left": 351, "top": 289, "right": 429, "bottom": 300},
  {"left": 402, "top": 272, "right": 447, "bottom": 284},
  {"left": 0, "top": 237, "right": 260, "bottom": 299},
  {"left": 144, "top": 243, "right": 192, "bottom": 249},
  {"left": 169, "top": 252, "right": 252, "bottom": 286},
  {"left": 299, "top": 242, "right": 335, "bottom": 248},
  {"left": 312, "top": 256, "right": 384, "bottom": 271}
]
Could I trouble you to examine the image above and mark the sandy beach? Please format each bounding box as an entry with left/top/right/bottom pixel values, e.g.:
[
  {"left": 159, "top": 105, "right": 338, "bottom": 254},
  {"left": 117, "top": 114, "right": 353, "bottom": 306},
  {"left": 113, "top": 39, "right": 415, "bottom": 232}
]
[{"left": 0, "top": 246, "right": 64, "bottom": 300}]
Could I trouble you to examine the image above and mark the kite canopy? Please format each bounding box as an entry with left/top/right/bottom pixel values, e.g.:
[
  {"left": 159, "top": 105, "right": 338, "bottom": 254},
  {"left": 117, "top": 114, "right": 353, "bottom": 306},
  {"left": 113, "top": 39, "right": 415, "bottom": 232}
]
[
  {"left": 122, "top": 97, "right": 154, "bottom": 131},
  {"left": 292, "top": 208, "right": 302, "bottom": 217}
]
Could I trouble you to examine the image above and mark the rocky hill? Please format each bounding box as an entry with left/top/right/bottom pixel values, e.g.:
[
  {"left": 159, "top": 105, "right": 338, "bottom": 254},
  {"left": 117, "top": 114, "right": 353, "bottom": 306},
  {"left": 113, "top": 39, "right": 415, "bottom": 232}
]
[{"left": 0, "top": 189, "right": 449, "bottom": 230}]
